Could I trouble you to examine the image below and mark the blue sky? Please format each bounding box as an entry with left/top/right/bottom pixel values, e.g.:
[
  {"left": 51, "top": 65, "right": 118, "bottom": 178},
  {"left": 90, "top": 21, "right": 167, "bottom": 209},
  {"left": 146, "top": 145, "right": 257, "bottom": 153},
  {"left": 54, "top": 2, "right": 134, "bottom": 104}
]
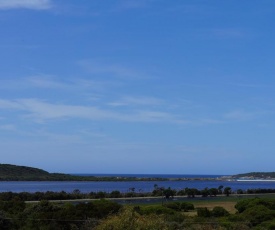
[{"left": 0, "top": 0, "right": 275, "bottom": 174}]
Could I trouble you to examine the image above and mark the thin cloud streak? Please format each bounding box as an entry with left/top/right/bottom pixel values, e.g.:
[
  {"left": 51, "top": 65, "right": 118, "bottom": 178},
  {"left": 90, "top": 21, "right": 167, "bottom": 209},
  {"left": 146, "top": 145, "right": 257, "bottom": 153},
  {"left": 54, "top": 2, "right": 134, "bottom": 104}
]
[
  {"left": 231, "top": 83, "right": 274, "bottom": 88},
  {"left": 0, "top": 124, "right": 17, "bottom": 131},
  {"left": 224, "top": 110, "right": 261, "bottom": 121},
  {"left": 0, "top": 98, "right": 189, "bottom": 124},
  {"left": 0, "top": 0, "right": 52, "bottom": 10},
  {"left": 0, "top": 98, "right": 241, "bottom": 126},
  {"left": 212, "top": 28, "right": 245, "bottom": 39},
  {"left": 26, "top": 76, "right": 68, "bottom": 89},
  {"left": 78, "top": 60, "right": 151, "bottom": 80},
  {"left": 0, "top": 76, "right": 121, "bottom": 93},
  {"left": 112, "top": 0, "right": 151, "bottom": 11},
  {"left": 108, "top": 96, "right": 164, "bottom": 107}
]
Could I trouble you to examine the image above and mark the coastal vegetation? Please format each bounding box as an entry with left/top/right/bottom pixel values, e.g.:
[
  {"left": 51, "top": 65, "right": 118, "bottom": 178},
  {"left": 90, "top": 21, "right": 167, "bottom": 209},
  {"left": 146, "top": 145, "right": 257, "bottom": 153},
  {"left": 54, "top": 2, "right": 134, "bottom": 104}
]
[
  {"left": 2, "top": 164, "right": 275, "bottom": 228},
  {"left": 1, "top": 196, "right": 275, "bottom": 229}
]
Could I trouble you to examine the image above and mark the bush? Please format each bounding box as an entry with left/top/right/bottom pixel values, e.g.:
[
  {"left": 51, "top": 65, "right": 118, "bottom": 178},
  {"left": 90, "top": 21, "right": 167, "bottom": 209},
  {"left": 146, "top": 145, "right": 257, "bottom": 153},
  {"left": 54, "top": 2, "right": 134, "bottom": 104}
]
[
  {"left": 180, "top": 202, "right": 194, "bottom": 212},
  {"left": 241, "top": 205, "right": 275, "bottom": 226},
  {"left": 235, "top": 199, "right": 252, "bottom": 213},
  {"left": 95, "top": 207, "right": 170, "bottom": 230},
  {"left": 163, "top": 201, "right": 194, "bottom": 212},
  {"left": 163, "top": 202, "right": 181, "bottom": 211},
  {"left": 211, "top": 206, "right": 230, "bottom": 217},
  {"left": 90, "top": 199, "right": 122, "bottom": 218},
  {"left": 95, "top": 191, "right": 107, "bottom": 199},
  {"left": 235, "top": 198, "right": 275, "bottom": 213},
  {"left": 197, "top": 207, "right": 211, "bottom": 217},
  {"left": 140, "top": 205, "right": 175, "bottom": 215},
  {"left": 109, "top": 190, "right": 122, "bottom": 198},
  {"left": 0, "top": 211, "right": 11, "bottom": 230}
]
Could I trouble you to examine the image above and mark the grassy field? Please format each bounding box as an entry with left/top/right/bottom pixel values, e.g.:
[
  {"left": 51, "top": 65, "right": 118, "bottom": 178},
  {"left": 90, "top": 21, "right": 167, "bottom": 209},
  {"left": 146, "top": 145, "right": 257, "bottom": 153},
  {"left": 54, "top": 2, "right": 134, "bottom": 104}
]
[
  {"left": 124, "top": 193, "right": 275, "bottom": 216},
  {"left": 37, "top": 193, "right": 275, "bottom": 214},
  {"left": 181, "top": 194, "right": 275, "bottom": 216}
]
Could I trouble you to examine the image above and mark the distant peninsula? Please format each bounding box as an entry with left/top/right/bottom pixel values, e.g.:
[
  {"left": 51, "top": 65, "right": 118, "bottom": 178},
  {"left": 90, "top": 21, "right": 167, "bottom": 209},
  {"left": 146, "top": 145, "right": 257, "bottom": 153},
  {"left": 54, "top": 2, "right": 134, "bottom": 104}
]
[
  {"left": 0, "top": 164, "right": 218, "bottom": 182},
  {"left": 0, "top": 164, "right": 170, "bottom": 181},
  {"left": 2, "top": 164, "right": 274, "bottom": 182},
  {"left": 230, "top": 172, "right": 275, "bottom": 180}
]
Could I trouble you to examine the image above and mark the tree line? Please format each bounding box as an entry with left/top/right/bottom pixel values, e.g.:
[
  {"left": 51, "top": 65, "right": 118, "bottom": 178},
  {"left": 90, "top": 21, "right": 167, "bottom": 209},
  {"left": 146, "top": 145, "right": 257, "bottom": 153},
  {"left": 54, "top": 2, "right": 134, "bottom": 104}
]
[{"left": 1, "top": 186, "right": 275, "bottom": 202}]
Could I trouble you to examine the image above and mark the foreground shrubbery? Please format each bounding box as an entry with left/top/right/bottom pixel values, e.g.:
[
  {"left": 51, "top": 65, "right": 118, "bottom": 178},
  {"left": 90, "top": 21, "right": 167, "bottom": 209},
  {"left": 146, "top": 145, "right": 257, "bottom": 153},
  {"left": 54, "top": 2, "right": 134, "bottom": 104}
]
[
  {"left": 0, "top": 199, "right": 122, "bottom": 229},
  {"left": 95, "top": 208, "right": 171, "bottom": 230},
  {"left": 1, "top": 197, "right": 275, "bottom": 229}
]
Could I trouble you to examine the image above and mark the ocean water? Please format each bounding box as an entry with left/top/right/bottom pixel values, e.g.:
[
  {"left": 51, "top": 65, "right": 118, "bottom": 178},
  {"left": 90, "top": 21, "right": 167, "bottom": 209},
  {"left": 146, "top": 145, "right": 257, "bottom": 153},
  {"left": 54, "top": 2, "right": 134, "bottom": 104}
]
[{"left": 0, "top": 174, "right": 275, "bottom": 193}]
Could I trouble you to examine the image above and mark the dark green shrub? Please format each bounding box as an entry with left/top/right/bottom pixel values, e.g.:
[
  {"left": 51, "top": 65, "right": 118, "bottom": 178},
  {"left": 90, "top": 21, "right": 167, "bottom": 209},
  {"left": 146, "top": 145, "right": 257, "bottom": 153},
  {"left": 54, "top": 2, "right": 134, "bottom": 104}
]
[
  {"left": 163, "top": 202, "right": 181, "bottom": 211},
  {"left": 0, "top": 211, "right": 11, "bottom": 230},
  {"left": 176, "top": 190, "right": 185, "bottom": 196},
  {"left": 163, "top": 201, "right": 194, "bottom": 212},
  {"left": 95, "top": 191, "right": 107, "bottom": 199},
  {"left": 109, "top": 190, "right": 122, "bottom": 198},
  {"left": 235, "top": 199, "right": 252, "bottom": 213},
  {"left": 211, "top": 206, "right": 230, "bottom": 217},
  {"left": 91, "top": 199, "right": 122, "bottom": 218},
  {"left": 267, "top": 221, "right": 275, "bottom": 230},
  {"left": 236, "top": 198, "right": 275, "bottom": 214},
  {"left": 140, "top": 205, "right": 175, "bottom": 215},
  {"left": 237, "top": 189, "right": 244, "bottom": 194},
  {"left": 241, "top": 205, "right": 275, "bottom": 226},
  {"left": 197, "top": 207, "right": 211, "bottom": 217},
  {"left": 180, "top": 202, "right": 194, "bottom": 211}
]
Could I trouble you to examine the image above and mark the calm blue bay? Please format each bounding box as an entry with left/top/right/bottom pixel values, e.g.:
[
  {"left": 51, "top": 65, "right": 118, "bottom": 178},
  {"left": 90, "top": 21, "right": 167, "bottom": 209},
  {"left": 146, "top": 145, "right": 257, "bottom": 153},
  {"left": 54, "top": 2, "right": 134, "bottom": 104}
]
[{"left": 1, "top": 174, "right": 275, "bottom": 193}]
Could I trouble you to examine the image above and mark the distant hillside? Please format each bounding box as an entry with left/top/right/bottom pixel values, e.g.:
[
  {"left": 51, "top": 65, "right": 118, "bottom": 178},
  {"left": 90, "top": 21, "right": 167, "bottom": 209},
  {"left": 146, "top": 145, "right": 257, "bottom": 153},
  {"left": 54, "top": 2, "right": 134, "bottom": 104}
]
[
  {"left": 0, "top": 164, "right": 82, "bottom": 181},
  {"left": 232, "top": 172, "right": 275, "bottom": 179}
]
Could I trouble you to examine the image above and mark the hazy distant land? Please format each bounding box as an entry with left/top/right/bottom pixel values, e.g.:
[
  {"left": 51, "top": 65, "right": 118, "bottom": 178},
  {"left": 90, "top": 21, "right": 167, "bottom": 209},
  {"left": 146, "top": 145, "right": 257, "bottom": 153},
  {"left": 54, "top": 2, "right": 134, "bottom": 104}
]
[
  {"left": 0, "top": 164, "right": 274, "bottom": 181},
  {"left": 0, "top": 164, "right": 168, "bottom": 181}
]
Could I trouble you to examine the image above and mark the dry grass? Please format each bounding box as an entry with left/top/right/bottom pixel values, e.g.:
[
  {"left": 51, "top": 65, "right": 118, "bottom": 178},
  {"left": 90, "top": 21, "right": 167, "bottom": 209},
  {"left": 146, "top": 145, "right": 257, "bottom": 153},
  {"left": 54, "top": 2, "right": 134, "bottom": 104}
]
[
  {"left": 195, "top": 201, "right": 237, "bottom": 213},
  {"left": 184, "top": 200, "right": 237, "bottom": 216}
]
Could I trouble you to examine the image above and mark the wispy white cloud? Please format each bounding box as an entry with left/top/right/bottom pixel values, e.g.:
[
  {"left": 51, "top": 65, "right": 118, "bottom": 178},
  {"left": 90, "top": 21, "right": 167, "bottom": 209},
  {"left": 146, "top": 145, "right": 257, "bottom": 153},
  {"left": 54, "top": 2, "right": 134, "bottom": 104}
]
[
  {"left": 0, "top": 0, "right": 52, "bottom": 10},
  {"left": 108, "top": 96, "right": 163, "bottom": 107},
  {"left": 0, "top": 124, "right": 17, "bottom": 131},
  {"left": 0, "top": 76, "right": 121, "bottom": 95},
  {"left": 0, "top": 76, "right": 68, "bottom": 91},
  {"left": 78, "top": 60, "right": 150, "bottom": 80},
  {"left": 32, "top": 130, "right": 86, "bottom": 143},
  {"left": 113, "top": 0, "right": 151, "bottom": 11},
  {"left": 0, "top": 99, "right": 24, "bottom": 110},
  {"left": 231, "top": 83, "right": 273, "bottom": 88},
  {"left": 133, "top": 110, "right": 177, "bottom": 122},
  {"left": 26, "top": 76, "right": 69, "bottom": 89},
  {"left": 166, "top": 3, "right": 213, "bottom": 14},
  {"left": 196, "top": 28, "right": 246, "bottom": 40},
  {"left": 0, "top": 97, "right": 231, "bottom": 126},
  {"left": 0, "top": 98, "right": 187, "bottom": 124},
  {"left": 89, "top": 0, "right": 154, "bottom": 15},
  {"left": 197, "top": 118, "right": 224, "bottom": 125},
  {"left": 211, "top": 28, "right": 245, "bottom": 39},
  {"left": 224, "top": 110, "right": 259, "bottom": 121}
]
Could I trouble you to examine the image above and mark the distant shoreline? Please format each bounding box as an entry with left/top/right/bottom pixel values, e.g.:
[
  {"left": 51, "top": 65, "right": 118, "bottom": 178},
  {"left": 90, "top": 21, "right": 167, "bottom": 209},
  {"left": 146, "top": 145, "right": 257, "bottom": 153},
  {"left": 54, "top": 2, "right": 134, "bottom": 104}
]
[{"left": 236, "top": 179, "right": 275, "bottom": 182}]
